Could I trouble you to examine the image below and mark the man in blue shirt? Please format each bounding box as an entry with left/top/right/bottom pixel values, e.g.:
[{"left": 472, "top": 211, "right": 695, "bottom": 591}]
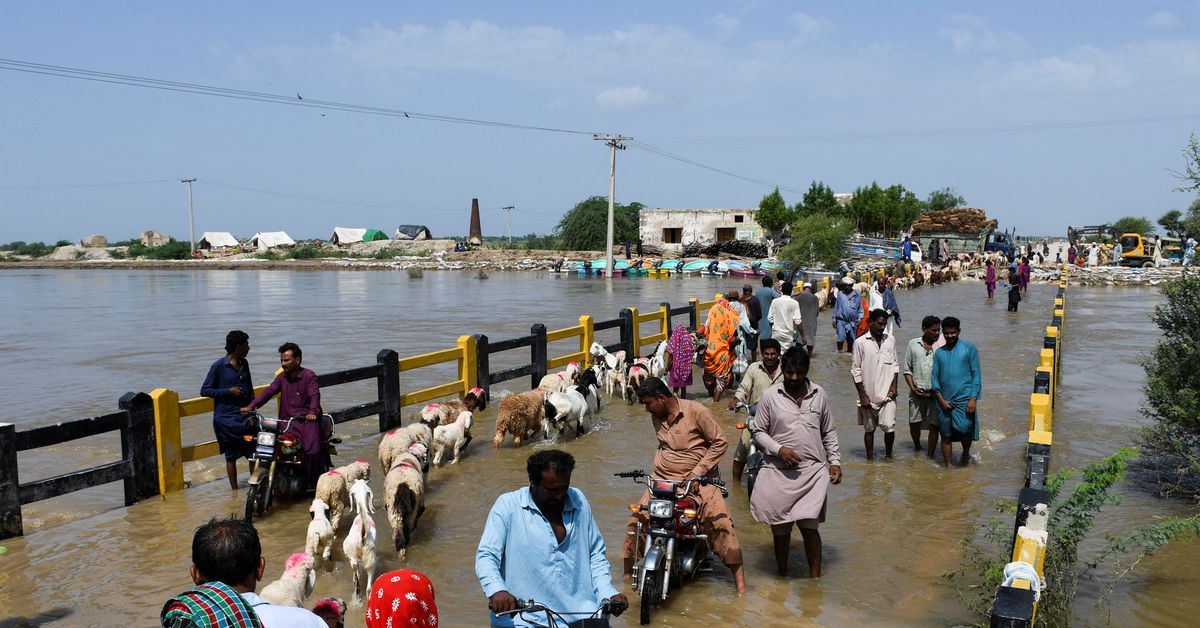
[
  {"left": 931, "top": 317, "right": 982, "bottom": 468},
  {"left": 476, "top": 450, "right": 628, "bottom": 627},
  {"left": 201, "top": 330, "right": 256, "bottom": 490}
]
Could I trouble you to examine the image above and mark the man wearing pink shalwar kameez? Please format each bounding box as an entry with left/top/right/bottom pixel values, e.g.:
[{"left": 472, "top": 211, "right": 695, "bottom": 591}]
[{"left": 749, "top": 346, "right": 841, "bottom": 578}]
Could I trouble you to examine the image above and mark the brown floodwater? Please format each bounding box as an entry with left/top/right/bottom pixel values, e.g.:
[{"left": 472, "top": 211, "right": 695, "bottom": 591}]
[{"left": 0, "top": 269, "right": 1193, "bottom": 627}]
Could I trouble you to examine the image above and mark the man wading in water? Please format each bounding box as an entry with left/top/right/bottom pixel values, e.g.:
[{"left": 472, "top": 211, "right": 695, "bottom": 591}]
[
  {"left": 851, "top": 309, "right": 899, "bottom": 461},
  {"left": 201, "top": 331, "right": 256, "bottom": 490},
  {"left": 931, "top": 317, "right": 982, "bottom": 467}
]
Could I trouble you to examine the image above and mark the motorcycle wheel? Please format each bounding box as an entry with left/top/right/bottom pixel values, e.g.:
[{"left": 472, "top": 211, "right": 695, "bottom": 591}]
[
  {"left": 255, "top": 469, "right": 273, "bottom": 516},
  {"left": 639, "top": 568, "right": 659, "bottom": 625},
  {"left": 746, "top": 451, "right": 764, "bottom": 501},
  {"left": 243, "top": 485, "right": 257, "bottom": 523}
]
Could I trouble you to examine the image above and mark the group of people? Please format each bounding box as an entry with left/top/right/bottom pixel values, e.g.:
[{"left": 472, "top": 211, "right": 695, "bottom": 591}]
[{"left": 984, "top": 255, "right": 1030, "bottom": 311}]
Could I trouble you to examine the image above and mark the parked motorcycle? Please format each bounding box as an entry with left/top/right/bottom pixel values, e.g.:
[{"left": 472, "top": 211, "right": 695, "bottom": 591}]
[
  {"left": 615, "top": 470, "right": 727, "bottom": 625},
  {"left": 243, "top": 411, "right": 330, "bottom": 523},
  {"left": 732, "top": 402, "right": 764, "bottom": 501}
]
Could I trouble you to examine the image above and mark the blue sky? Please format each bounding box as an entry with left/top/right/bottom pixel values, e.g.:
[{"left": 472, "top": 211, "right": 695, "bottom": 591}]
[{"left": 2, "top": 1, "right": 1199, "bottom": 242}]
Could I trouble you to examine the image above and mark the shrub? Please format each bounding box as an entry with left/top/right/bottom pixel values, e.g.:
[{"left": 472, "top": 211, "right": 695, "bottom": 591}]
[
  {"left": 0, "top": 241, "right": 54, "bottom": 257},
  {"left": 55, "top": 240, "right": 71, "bottom": 247},
  {"left": 122, "top": 239, "right": 192, "bottom": 260},
  {"left": 254, "top": 251, "right": 281, "bottom": 261},
  {"left": 285, "top": 245, "right": 323, "bottom": 260}
]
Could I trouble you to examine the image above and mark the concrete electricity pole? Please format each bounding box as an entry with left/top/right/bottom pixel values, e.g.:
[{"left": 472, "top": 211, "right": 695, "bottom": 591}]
[
  {"left": 502, "top": 205, "right": 515, "bottom": 246},
  {"left": 593, "top": 134, "right": 631, "bottom": 278},
  {"left": 181, "top": 178, "right": 197, "bottom": 254}
]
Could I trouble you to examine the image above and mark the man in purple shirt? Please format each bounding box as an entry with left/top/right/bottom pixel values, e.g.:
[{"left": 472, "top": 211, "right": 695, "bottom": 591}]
[
  {"left": 242, "top": 342, "right": 328, "bottom": 486},
  {"left": 201, "top": 330, "right": 256, "bottom": 490}
]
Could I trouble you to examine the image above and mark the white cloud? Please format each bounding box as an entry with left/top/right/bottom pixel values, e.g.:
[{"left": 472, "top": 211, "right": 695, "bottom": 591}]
[
  {"left": 938, "top": 14, "right": 1024, "bottom": 54},
  {"left": 979, "top": 40, "right": 1200, "bottom": 97},
  {"left": 708, "top": 14, "right": 740, "bottom": 33},
  {"left": 1144, "top": 11, "right": 1181, "bottom": 29},
  {"left": 787, "top": 12, "right": 830, "bottom": 38},
  {"left": 595, "top": 85, "right": 652, "bottom": 108}
]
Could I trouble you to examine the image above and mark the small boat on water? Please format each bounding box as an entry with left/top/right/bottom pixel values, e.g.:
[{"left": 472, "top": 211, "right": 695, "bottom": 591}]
[
  {"left": 699, "top": 260, "right": 729, "bottom": 276},
  {"left": 726, "top": 260, "right": 767, "bottom": 278},
  {"left": 680, "top": 259, "right": 712, "bottom": 274},
  {"left": 594, "top": 258, "right": 631, "bottom": 276}
]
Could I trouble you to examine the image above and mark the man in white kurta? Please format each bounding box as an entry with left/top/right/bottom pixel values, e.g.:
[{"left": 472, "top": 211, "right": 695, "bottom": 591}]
[
  {"left": 851, "top": 308, "right": 900, "bottom": 461},
  {"left": 750, "top": 346, "right": 841, "bottom": 578},
  {"left": 767, "top": 281, "right": 804, "bottom": 352}
]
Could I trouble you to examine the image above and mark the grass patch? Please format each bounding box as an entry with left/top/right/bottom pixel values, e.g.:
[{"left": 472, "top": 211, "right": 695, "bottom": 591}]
[{"left": 0, "top": 241, "right": 56, "bottom": 258}]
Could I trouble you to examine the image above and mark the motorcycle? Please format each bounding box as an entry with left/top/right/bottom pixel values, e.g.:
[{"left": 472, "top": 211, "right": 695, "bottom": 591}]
[
  {"left": 732, "top": 402, "right": 764, "bottom": 502},
  {"left": 242, "top": 411, "right": 330, "bottom": 523},
  {"left": 615, "top": 470, "right": 727, "bottom": 625},
  {"left": 491, "top": 598, "right": 615, "bottom": 628}
]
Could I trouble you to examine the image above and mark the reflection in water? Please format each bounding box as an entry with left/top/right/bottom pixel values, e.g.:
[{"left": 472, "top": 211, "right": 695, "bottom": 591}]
[{"left": 0, "top": 271, "right": 1192, "bottom": 625}]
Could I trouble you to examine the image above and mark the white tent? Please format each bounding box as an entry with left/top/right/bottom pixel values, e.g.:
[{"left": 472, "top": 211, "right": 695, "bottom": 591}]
[
  {"left": 331, "top": 227, "right": 367, "bottom": 245},
  {"left": 249, "top": 231, "right": 296, "bottom": 251},
  {"left": 197, "top": 231, "right": 239, "bottom": 249}
]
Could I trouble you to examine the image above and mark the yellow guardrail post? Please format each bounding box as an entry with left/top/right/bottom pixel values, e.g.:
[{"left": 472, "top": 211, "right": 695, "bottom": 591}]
[
  {"left": 150, "top": 388, "right": 184, "bottom": 493},
  {"left": 1029, "top": 393, "right": 1052, "bottom": 433},
  {"left": 658, "top": 303, "right": 669, "bottom": 341},
  {"left": 821, "top": 277, "right": 830, "bottom": 293},
  {"left": 689, "top": 298, "right": 700, "bottom": 330},
  {"left": 579, "top": 315, "right": 594, "bottom": 367},
  {"left": 458, "top": 335, "right": 477, "bottom": 394}
]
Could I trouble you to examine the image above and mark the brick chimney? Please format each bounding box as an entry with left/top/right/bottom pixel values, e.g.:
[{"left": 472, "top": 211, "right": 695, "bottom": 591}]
[{"left": 469, "top": 198, "right": 483, "bottom": 245}]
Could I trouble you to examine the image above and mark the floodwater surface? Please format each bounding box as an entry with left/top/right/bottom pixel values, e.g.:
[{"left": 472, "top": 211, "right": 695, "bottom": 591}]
[{"left": 0, "top": 269, "right": 1193, "bottom": 627}]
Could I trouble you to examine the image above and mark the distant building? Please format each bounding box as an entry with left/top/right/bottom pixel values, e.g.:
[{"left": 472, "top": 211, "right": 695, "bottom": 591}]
[
  {"left": 140, "top": 230, "right": 170, "bottom": 247},
  {"left": 197, "top": 232, "right": 238, "bottom": 250},
  {"left": 639, "top": 208, "right": 760, "bottom": 252}
]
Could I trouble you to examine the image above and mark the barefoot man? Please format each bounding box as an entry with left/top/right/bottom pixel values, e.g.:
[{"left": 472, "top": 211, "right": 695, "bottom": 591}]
[
  {"left": 851, "top": 309, "right": 899, "bottom": 461},
  {"left": 749, "top": 346, "right": 841, "bottom": 578},
  {"left": 931, "top": 317, "right": 982, "bottom": 467}
]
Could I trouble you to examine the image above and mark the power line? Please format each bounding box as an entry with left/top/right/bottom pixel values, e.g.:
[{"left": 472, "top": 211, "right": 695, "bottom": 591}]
[
  {"left": 0, "top": 58, "right": 605, "bottom": 136},
  {"left": 629, "top": 140, "right": 806, "bottom": 194},
  {"left": 642, "top": 113, "right": 1200, "bottom": 147}
]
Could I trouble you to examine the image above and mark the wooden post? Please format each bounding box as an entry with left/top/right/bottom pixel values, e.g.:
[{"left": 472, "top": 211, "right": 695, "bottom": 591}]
[
  {"left": 627, "top": 307, "right": 641, "bottom": 358},
  {"left": 578, "top": 316, "right": 593, "bottom": 368},
  {"left": 150, "top": 388, "right": 184, "bottom": 493},
  {"left": 619, "top": 309, "right": 635, "bottom": 363},
  {"left": 688, "top": 298, "right": 699, "bottom": 331},
  {"left": 474, "top": 334, "right": 490, "bottom": 406},
  {"left": 377, "top": 349, "right": 401, "bottom": 433},
  {"left": 458, "top": 335, "right": 477, "bottom": 395},
  {"left": 531, "top": 324, "right": 548, "bottom": 390},
  {"left": 0, "top": 423, "right": 21, "bottom": 539},
  {"left": 119, "top": 392, "right": 160, "bottom": 506}
]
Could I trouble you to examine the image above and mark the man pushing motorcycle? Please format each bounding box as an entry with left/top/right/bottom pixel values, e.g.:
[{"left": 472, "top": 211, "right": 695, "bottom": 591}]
[{"left": 626, "top": 378, "right": 746, "bottom": 593}]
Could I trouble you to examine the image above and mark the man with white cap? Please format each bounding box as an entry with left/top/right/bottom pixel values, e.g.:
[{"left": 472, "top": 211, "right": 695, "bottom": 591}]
[{"left": 831, "top": 277, "right": 864, "bottom": 353}]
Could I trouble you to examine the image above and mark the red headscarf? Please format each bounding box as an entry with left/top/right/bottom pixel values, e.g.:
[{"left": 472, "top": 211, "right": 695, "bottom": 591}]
[{"left": 365, "top": 570, "right": 438, "bottom": 628}]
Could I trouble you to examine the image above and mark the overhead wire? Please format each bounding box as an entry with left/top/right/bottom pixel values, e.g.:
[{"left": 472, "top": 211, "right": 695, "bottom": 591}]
[{"left": 629, "top": 140, "right": 806, "bottom": 194}]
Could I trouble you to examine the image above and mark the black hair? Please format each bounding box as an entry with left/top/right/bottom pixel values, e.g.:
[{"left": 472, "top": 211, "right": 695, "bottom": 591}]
[
  {"left": 759, "top": 338, "right": 781, "bottom": 354},
  {"left": 637, "top": 376, "right": 672, "bottom": 400},
  {"left": 780, "top": 345, "right": 810, "bottom": 374},
  {"left": 776, "top": 271, "right": 785, "bottom": 280},
  {"left": 224, "top": 330, "right": 249, "bottom": 354},
  {"left": 942, "top": 316, "right": 961, "bottom": 331},
  {"left": 527, "top": 449, "right": 575, "bottom": 484},
  {"left": 921, "top": 315, "right": 941, "bottom": 330},
  {"left": 761, "top": 276, "right": 772, "bottom": 287},
  {"left": 781, "top": 281, "right": 793, "bottom": 295},
  {"left": 742, "top": 284, "right": 753, "bottom": 294},
  {"left": 869, "top": 308, "right": 888, "bottom": 322},
  {"left": 278, "top": 342, "right": 302, "bottom": 361},
  {"left": 192, "top": 517, "right": 261, "bottom": 586}
]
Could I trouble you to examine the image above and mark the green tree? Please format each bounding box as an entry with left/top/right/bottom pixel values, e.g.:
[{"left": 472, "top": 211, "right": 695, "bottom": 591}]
[
  {"left": 883, "top": 184, "right": 923, "bottom": 235},
  {"left": 1112, "top": 216, "right": 1154, "bottom": 236},
  {"left": 1175, "top": 132, "right": 1200, "bottom": 193},
  {"left": 1184, "top": 198, "right": 1200, "bottom": 239},
  {"left": 755, "top": 187, "right": 793, "bottom": 241},
  {"left": 779, "top": 212, "right": 853, "bottom": 271},
  {"left": 1158, "top": 210, "right": 1184, "bottom": 237},
  {"left": 924, "top": 186, "right": 965, "bottom": 213},
  {"left": 796, "top": 181, "right": 841, "bottom": 217},
  {"left": 846, "top": 182, "right": 885, "bottom": 233},
  {"left": 555, "top": 196, "right": 643, "bottom": 251}
]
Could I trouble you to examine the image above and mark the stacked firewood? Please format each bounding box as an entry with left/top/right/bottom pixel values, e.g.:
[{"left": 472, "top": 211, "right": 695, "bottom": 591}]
[
  {"left": 910, "top": 208, "right": 998, "bottom": 235},
  {"left": 680, "top": 240, "right": 768, "bottom": 258}
]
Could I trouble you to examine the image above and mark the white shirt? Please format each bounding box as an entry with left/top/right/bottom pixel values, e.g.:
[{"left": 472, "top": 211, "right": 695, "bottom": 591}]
[
  {"left": 767, "top": 295, "right": 803, "bottom": 349},
  {"left": 241, "top": 592, "right": 329, "bottom": 628}
]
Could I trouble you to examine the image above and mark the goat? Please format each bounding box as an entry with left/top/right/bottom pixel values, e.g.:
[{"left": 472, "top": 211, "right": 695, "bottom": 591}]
[
  {"left": 305, "top": 498, "right": 335, "bottom": 563},
  {"left": 646, "top": 341, "right": 668, "bottom": 378},
  {"left": 259, "top": 552, "right": 316, "bottom": 608},
  {"left": 432, "top": 410, "right": 473, "bottom": 466},
  {"left": 545, "top": 376, "right": 601, "bottom": 438},
  {"left": 624, "top": 364, "right": 649, "bottom": 404},
  {"left": 342, "top": 478, "right": 377, "bottom": 606}
]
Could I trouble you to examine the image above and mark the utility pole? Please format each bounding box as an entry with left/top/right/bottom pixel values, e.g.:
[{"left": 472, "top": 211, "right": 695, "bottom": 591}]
[
  {"left": 502, "top": 205, "right": 515, "bottom": 246},
  {"left": 181, "top": 178, "right": 197, "bottom": 254},
  {"left": 593, "top": 134, "right": 631, "bottom": 278}
]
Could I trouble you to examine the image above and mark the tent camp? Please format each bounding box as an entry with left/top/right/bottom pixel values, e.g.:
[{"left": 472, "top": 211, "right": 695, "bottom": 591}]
[
  {"left": 197, "top": 232, "right": 239, "bottom": 250},
  {"left": 395, "top": 225, "right": 432, "bottom": 240},
  {"left": 331, "top": 227, "right": 389, "bottom": 245},
  {"left": 249, "top": 231, "right": 296, "bottom": 251}
]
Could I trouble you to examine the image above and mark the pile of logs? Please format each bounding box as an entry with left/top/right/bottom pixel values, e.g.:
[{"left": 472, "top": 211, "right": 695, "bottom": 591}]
[
  {"left": 680, "top": 240, "right": 768, "bottom": 258},
  {"left": 910, "top": 208, "right": 998, "bottom": 235}
]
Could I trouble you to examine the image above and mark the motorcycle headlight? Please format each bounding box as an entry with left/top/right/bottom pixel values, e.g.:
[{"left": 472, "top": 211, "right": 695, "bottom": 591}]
[
  {"left": 648, "top": 499, "right": 674, "bottom": 518},
  {"left": 257, "top": 432, "right": 276, "bottom": 446}
]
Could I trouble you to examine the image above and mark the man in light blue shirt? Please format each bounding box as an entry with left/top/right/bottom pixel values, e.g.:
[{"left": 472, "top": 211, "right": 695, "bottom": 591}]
[{"left": 476, "top": 450, "right": 629, "bottom": 627}]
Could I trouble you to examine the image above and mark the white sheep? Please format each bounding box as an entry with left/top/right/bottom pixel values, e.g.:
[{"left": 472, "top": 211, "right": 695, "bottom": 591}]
[
  {"left": 537, "top": 361, "right": 581, "bottom": 394},
  {"left": 259, "top": 551, "right": 316, "bottom": 608},
  {"left": 378, "top": 421, "right": 433, "bottom": 473},
  {"left": 624, "top": 364, "right": 649, "bottom": 404},
  {"left": 306, "top": 498, "right": 335, "bottom": 563},
  {"left": 432, "top": 410, "right": 473, "bottom": 466},
  {"left": 342, "top": 478, "right": 377, "bottom": 606},
  {"left": 313, "top": 459, "right": 371, "bottom": 534},
  {"left": 384, "top": 445, "right": 427, "bottom": 559}
]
